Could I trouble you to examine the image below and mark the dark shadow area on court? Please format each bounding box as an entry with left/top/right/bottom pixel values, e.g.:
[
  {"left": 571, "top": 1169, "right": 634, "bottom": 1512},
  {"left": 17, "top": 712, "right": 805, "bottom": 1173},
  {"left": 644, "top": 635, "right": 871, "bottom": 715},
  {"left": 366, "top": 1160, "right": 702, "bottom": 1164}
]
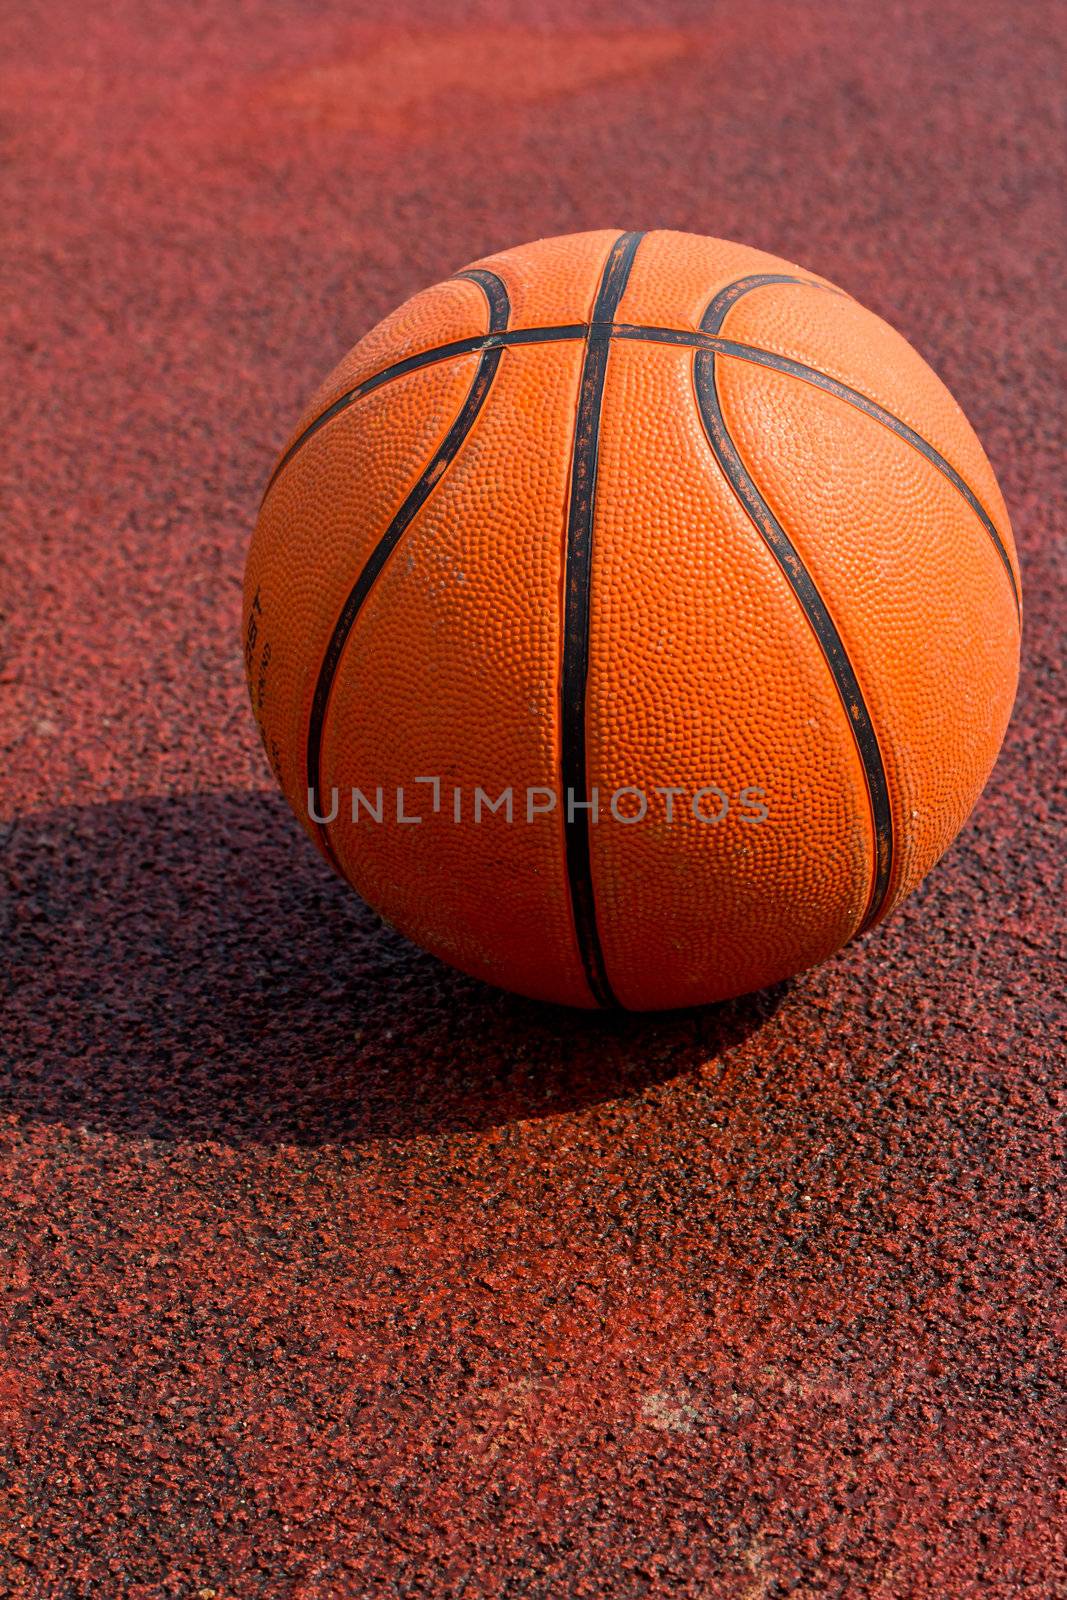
[{"left": 1, "top": 792, "right": 787, "bottom": 1147}]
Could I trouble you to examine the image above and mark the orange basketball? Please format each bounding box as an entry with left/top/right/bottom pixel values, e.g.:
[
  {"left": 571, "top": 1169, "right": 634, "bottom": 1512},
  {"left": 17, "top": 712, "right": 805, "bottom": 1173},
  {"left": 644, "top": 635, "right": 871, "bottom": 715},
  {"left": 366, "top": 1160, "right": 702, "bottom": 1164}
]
[{"left": 243, "top": 229, "right": 1020, "bottom": 1011}]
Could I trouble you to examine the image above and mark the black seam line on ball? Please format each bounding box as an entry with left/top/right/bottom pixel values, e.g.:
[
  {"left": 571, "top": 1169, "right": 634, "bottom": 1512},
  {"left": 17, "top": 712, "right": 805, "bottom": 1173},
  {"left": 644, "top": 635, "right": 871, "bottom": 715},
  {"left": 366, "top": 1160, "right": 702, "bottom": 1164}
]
[
  {"left": 267, "top": 320, "right": 1018, "bottom": 622},
  {"left": 305, "top": 291, "right": 513, "bottom": 864},
  {"left": 614, "top": 325, "right": 1020, "bottom": 619},
  {"left": 700, "top": 272, "right": 848, "bottom": 334},
  {"left": 260, "top": 324, "right": 588, "bottom": 503},
  {"left": 560, "top": 230, "right": 645, "bottom": 1009},
  {"left": 693, "top": 344, "right": 894, "bottom": 933},
  {"left": 453, "top": 267, "right": 512, "bottom": 332},
  {"left": 263, "top": 278, "right": 820, "bottom": 499},
  {"left": 264, "top": 277, "right": 1017, "bottom": 623}
]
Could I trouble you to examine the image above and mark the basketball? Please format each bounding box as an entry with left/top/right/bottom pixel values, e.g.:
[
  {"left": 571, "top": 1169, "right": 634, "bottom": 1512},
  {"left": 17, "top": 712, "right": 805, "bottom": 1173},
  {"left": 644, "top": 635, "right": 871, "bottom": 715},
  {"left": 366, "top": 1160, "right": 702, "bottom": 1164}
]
[{"left": 243, "top": 228, "right": 1020, "bottom": 1011}]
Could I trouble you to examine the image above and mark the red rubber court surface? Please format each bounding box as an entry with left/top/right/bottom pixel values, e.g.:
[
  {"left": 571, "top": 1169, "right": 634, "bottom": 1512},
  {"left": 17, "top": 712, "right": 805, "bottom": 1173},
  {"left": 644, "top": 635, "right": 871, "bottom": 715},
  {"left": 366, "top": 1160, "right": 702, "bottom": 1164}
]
[{"left": 2, "top": 2, "right": 1064, "bottom": 1595}]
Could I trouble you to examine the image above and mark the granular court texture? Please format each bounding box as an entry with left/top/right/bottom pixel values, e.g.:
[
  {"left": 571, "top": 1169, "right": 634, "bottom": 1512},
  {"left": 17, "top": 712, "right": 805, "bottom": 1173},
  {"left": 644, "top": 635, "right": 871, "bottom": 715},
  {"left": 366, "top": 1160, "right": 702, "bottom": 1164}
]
[{"left": 1, "top": 0, "right": 1064, "bottom": 1595}]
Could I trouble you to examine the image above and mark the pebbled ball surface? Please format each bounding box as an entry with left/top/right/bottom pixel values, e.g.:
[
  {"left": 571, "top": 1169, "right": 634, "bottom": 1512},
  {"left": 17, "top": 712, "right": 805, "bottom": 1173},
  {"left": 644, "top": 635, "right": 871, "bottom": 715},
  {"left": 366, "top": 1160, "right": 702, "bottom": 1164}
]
[{"left": 2, "top": 0, "right": 1063, "bottom": 1594}]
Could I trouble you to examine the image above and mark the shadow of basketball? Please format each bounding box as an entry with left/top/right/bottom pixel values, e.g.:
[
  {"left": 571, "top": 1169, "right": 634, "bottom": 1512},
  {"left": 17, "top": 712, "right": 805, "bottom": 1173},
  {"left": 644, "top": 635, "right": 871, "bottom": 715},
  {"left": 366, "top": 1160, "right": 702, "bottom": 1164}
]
[{"left": 1, "top": 792, "right": 785, "bottom": 1147}]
